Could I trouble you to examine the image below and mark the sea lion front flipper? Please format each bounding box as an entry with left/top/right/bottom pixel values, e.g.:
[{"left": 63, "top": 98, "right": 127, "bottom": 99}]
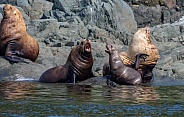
[
  {"left": 139, "top": 54, "right": 149, "bottom": 62},
  {"left": 4, "top": 55, "right": 29, "bottom": 64},
  {"left": 4, "top": 41, "right": 29, "bottom": 64},
  {"left": 68, "top": 67, "right": 76, "bottom": 84},
  {"left": 132, "top": 53, "right": 149, "bottom": 70}
]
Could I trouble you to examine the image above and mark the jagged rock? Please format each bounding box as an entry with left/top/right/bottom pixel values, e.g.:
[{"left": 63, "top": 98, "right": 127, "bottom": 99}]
[
  {"left": 0, "top": 4, "right": 3, "bottom": 14},
  {"left": 126, "top": 0, "right": 184, "bottom": 28},
  {"left": 133, "top": 5, "right": 161, "bottom": 27},
  {"left": 0, "top": 13, "right": 2, "bottom": 22},
  {"left": 151, "top": 23, "right": 182, "bottom": 42},
  {"left": 0, "top": 57, "right": 46, "bottom": 81}
]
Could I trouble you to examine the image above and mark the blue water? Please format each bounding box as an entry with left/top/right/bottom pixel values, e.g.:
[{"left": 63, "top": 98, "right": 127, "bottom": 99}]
[{"left": 0, "top": 79, "right": 183, "bottom": 117}]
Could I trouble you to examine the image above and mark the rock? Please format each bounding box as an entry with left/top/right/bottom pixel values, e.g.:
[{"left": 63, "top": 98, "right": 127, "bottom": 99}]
[
  {"left": 133, "top": 5, "right": 161, "bottom": 27},
  {"left": 0, "top": 57, "right": 46, "bottom": 81},
  {"left": 151, "top": 23, "right": 181, "bottom": 42},
  {"left": 126, "top": 0, "right": 184, "bottom": 28},
  {"left": 0, "top": 4, "right": 4, "bottom": 16},
  {"left": 1, "top": 0, "right": 17, "bottom": 5},
  {"left": 0, "top": 13, "right": 2, "bottom": 22},
  {"left": 28, "top": 19, "right": 59, "bottom": 38},
  {"left": 164, "top": 0, "right": 176, "bottom": 9},
  {"left": 152, "top": 21, "right": 184, "bottom": 79},
  {"left": 17, "top": 0, "right": 32, "bottom": 15},
  {"left": 1, "top": 0, "right": 184, "bottom": 83}
]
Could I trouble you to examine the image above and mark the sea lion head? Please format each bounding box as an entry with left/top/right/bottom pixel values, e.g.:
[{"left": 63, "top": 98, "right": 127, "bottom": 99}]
[
  {"left": 1, "top": 4, "right": 26, "bottom": 34},
  {"left": 105, "top": 43, "right": 118, "bottom": 55},
  {"left": 79, "top": 39, "right": 92, "bottom": 54},
  {"left": 134, "top": 26, "right": 150, "bottom": 42},
  {"left": 3, "top": 4, "right": 23, "bottom": 20}
]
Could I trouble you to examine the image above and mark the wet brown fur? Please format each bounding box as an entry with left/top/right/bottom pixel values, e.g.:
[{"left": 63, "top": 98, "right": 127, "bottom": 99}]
[
  {"left": 0, "top": 4, "right": 39, "bottom": 62},
  {"left": 39, "top": 39, "right": 94, "bottom": 83},
  {"left": 105, "top": 44, "right": 142, "bottom": 85}
]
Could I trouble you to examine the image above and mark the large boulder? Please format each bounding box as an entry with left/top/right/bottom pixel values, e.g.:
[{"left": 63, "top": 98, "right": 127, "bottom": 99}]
[
  {"left": 152, "top": 20, "right": 184, "bottom": 79},
  {"left": 53, "top": 0, "right": 137, "bottom": 33}
]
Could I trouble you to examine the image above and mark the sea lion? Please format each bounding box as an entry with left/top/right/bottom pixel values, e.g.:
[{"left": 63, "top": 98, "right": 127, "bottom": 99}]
[
  {"left": 39, "top": 39, "right": 95, "bottom": 83},
  {"left": 105, "top": 43, "right": 143, "bottom": 85},
  {"left": 119, "top": 27, "right": 159, "bottom": 83},
  {"left": 103, "top": 53, "right": 148, "bottom": 77},
  {"left": 0, "top": 4, "right": 39, "bottom": 63}
]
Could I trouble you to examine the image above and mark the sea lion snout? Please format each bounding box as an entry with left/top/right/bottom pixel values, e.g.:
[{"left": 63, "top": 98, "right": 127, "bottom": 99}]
[
  {"left": 105, "top": 44, "right": 117, "bottom": 54},
  {"left": 81, "top": 39, "right": 92, "bottom": 53},
  {"left": 105, "top": 43, "right": 111, "bottom": 53},
  {"left": 3, "top": 4, "right": 10, "bottom": 15},
  {"left": 84, "top": 41, "right": 91, "bottom": 53}
]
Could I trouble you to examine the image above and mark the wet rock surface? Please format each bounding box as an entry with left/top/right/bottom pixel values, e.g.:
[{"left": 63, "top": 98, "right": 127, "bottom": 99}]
[{"left": 0, "top": 0, "right": 184, "bottom": 84}]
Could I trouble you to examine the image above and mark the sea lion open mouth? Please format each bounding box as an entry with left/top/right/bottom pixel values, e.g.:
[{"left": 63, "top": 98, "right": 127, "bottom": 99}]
[
  {"left": 105, "top": 44, "right": 112, "bottom": 53},
  {"left": 85, "top": 43, "right": 91, "bottom": 52}
]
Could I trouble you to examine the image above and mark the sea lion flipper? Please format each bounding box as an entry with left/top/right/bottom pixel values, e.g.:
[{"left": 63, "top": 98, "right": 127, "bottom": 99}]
[
  {"left": 4, "top": 40, "right": 29, "bottom": 64},
  {"left": 106, "top": 75, "right": 116, "bottom": 87},
  {"left": 139, "top": 54, "right": 149, "bottom": 61},
  {"left": 132, "top": 53, "right": 149, "bottom": 70},
  {"left": 4, "top": 55, "right": 29, "bottom": 64},
  {"left": 68, "top": 67, "right": 76, "bottom": 83}
]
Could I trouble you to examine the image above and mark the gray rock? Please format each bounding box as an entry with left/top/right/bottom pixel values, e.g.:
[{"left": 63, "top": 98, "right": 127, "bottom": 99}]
[
  {"left": 0, "top": 57, "right": 46, "bottom": 81},
  {"left": 28, "top": 19, "right": 59, "bottom": 38},
  {"left": 126, "top": 0, "right": 184, "bottom": 28},
  {"left": 133, "top": 5, "right": 161, "bottom": 27},
  {"left": 17, "top": 0, "right": 31, "bottom": 15},
  {"left": 1, "top": 0, "right": 184, "bottom": 83},
  {"left": 0, "top": 13, "right": 2, "bottom": 23},
  {"left": 151, "top": 23, "right": 182, "bottom": 42},
  {"left": 0, "top": 4, "right": 4, "bottom": 16}
]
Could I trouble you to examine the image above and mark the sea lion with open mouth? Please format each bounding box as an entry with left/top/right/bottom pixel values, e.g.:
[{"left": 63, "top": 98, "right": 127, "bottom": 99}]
[
  {"left": 39, "top": 39, "right": 95, "bottom": 83},
  {"left": 105, "top": 43, "right": 144, "bottom": 85}
]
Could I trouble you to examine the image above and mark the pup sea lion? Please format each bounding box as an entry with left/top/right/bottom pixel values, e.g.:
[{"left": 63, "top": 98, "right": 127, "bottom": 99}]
[
  {"left": 0, "top": 4, "right": 39, "bottom": 63},
  {"left": 103, "top": 53, "right": 148, "bottom": 77},
  {"left": 120, "top": 27, "right": 159, "bottom": 83},
  {"left": 39, "top": 39, "right": 94, "bottom": 83},
  {"left": 105, "top": 43, "right": 142, "bottom": 85}
]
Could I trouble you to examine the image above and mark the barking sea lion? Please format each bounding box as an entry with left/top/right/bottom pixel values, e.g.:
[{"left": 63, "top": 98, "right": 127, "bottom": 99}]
[
  {"left": 39, "top": 39, "right": 94, "bottom": 83},
  {"left": 0, "top": 4, "right": 39, "bottom": 63},
  {"left": 105, "top": 43, "right": 143, "bottom": 85}
]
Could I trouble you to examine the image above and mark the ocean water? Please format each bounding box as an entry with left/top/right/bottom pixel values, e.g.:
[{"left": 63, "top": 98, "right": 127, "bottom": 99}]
[{"left": 0, "top": 78, "right": 183, "bottom": 117}]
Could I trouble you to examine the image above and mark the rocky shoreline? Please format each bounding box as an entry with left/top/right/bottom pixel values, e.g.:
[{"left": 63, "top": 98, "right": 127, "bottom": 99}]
[{"left": 0, "top": 0, "right": 184, "bottom": 83}]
